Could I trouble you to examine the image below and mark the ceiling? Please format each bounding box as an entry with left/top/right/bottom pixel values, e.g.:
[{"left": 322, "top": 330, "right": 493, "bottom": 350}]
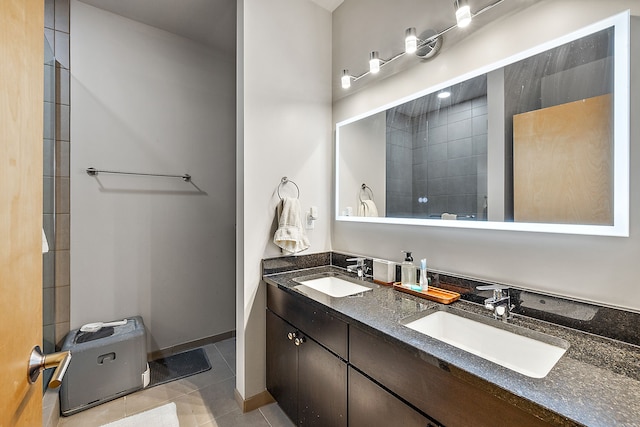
[
  {"left": 394, "top": 74, "right": 488, "bottom": 117},
  {"left": 77, "top": 0, "right": 541, "bottom": 99},
  {"left": 310, "top": 0, "right": 344, "bottom": 12},
  {"left": 78, "top": 0, "right": 237, "bottom": 54},
  {"left": 77, "top": 0, "right": 344, "bottom": 54}
]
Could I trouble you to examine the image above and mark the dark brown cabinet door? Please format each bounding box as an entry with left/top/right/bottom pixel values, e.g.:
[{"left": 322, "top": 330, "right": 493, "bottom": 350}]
[
  {"left": 349, "top": 367, "right": 438, "bottom": 427},
  {"left": 350, "top": 326, "right": 552, "bottom": 427},
  {"left": 267, "top": 283, "right": 349, "bottom": 359},
  {"left": 267, "top": 309, "right": 347, "bottom": 426},
  {"left": 298, "top": 334, "right": 347, "bottom": 427},
  {"left": 266, "top": 310, "right": 298, "bottom": 423}
]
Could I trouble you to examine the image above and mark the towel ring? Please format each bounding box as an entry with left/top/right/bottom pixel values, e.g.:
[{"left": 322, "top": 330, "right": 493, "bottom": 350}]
[
  {"left": 277, "top": 177, "right": 300, "bottom": 200},
  {"left": 359, "top": 184, "right": 374, "bottom": 203}
]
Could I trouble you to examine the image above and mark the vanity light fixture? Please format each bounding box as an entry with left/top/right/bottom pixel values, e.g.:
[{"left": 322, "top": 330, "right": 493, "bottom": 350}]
[
  {"left": 342, "top": 68, "right": 367, "bottom": 89},
  {"left": 340, "top": 0, "right": 505, "bottom": 90},
  {"left": 405, "top": 28, "right": 418, "bottom": 54},
  {"left": 369, "top": 51, "right": 382, "bottom": 73},
  {"left": 454, "top": 0, "right": 472, "bottom": 28},
  {"left": 341, "top": 69, "right": 352, "bottom": 89}
]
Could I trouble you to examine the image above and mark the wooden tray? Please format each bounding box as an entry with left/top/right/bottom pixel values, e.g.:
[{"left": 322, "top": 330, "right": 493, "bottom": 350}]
[
  {"left": 373, "top": 279, "right": 394, "bottom": 286},
  {"left": 393, "top": 282, "right": 461, "bottom": 304}
]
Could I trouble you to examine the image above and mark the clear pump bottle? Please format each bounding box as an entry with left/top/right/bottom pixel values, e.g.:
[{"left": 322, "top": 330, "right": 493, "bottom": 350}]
[{"left": 401, "top": 251, "right": 416, "bottom": 287}]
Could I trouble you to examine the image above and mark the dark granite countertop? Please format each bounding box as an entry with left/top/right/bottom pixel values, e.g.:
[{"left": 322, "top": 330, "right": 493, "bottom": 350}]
[{"left": 263, "top": 262, "right": 640, "bottom": 427}]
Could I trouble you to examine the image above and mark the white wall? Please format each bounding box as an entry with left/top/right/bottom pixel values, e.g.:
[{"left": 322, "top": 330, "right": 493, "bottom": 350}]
[
  {"left": 338, "top": 112, "right": 386, "bottom": 216},
  {"left": 236, "top": 0, "right": 332, "bottom": 400},
  {"left": 333, "top": 0, "right": 640, "bottom": 311},
  {"left": 70, "top": 1, "right": 236, "bottom": 352}
]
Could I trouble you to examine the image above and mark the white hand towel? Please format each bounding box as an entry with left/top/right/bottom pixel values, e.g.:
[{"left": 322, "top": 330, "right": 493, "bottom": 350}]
[
  {"left": 42, "top": 228, "right": 49, "bottom": 253},
  {"left": 274, "top": 197, "right": 310, "bottom": 254},
  {"left": 357, "top": 200, "right": 379, "bottom": 217}
]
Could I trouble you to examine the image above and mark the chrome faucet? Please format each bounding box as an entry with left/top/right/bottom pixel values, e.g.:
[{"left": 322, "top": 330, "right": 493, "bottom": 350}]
[
  {"left": 346, "top": 257, "right": 369, "bottom": 280},
  {"left": 478, "top": 285, "right": 514, "bottom": 322}
]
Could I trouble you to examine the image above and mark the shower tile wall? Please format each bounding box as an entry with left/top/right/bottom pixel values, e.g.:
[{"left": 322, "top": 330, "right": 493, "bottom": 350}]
[
  {"left": 44, "top": 0, "right": 71, "bottom": 353},
  {"left": 43, "top": 37, "right": 55, "bottom": 356},
  {"left": 417, "top": 96, "right": 487, "bottom": 218},
  {"left": 386, "top": 97, "right": 488, "bottom": 219},
  {"left": 386, "top": 111, "right": 413, "bottom": 217}
]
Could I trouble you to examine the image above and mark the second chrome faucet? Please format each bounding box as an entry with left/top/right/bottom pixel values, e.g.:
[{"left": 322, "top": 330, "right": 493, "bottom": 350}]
[{"left": 478, "top": 284, "right": 514, "bottom": 322}]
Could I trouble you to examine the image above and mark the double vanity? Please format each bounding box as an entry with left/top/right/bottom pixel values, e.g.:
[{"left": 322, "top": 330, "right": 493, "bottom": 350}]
[
  {"left": 263, "top": 252, "right": 640, "bottom": 426},
  {"left": 263, "top": 9, "right": 640, "bottom": 427}
]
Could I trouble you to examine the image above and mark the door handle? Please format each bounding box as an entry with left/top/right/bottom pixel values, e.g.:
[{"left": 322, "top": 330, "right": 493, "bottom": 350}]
[{"left": 28, "top": 345, "right": 72, "bottom": 389}]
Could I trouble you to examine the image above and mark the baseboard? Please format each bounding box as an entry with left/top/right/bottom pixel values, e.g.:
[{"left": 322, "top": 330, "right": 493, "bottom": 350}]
[
  {"left": 234, "top": 388, "right": 275, "bottom": 413},
  {"left": 42, "top": 388, "right": 60, "bottom": 427},
  {"left": 148, "top": 330, "right": 235, "bottom": 361}
]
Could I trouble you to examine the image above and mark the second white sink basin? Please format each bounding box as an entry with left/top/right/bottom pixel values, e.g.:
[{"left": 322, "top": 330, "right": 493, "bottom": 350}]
[
  {"left": 294, "top": 275, "right": 372, "bottom": 298},
  {"left": 404, "top": 310, "right": 568, "bottom": 378}
]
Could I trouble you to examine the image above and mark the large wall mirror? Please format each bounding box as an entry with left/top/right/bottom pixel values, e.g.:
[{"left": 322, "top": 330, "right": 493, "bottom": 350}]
[{"left": 336, "top": 12, "right": 629, "bottom": 236}]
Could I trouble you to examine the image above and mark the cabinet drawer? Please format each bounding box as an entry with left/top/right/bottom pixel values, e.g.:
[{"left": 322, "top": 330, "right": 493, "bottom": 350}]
[
  {"left": 350, "top": 326, "right": 553, "bottom": 427},
  {"left": 349, "top": 367, "right": 438, "bottom": 427},
  {"left": 267, "top": 284, "right": 348, "bottom": 359}
]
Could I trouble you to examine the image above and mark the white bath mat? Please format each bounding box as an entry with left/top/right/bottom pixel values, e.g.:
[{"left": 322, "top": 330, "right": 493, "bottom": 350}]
[{"left": 100, "top": 402, "right": 179, "bottom": 427}]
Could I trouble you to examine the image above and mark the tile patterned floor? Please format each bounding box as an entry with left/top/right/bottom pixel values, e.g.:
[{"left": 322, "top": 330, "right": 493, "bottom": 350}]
[{"left": 57, "top": 338, "right": 294, "bottom": 427}]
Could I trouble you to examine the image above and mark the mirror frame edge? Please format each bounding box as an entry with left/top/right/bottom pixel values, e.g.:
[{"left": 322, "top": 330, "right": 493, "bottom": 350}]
[{"left": 335, "top": 10, "right": 631, "bottom": 238}]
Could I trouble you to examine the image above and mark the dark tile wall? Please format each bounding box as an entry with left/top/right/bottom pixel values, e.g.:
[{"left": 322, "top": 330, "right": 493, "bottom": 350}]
[
  {"left": 43, "top": 36, "right": 56, "bottom": 356},
  {"left": 385, "top": 97, "right": 488, "bottom": 219},
  {"left": 44, "top": 0, "right": 71, "bottom": 352},
  {"left": 385, "top": 110, "right": 413, "bottom": 217},
  {"left": 418, "top": 96, "right": 488, "bottom": 219}
]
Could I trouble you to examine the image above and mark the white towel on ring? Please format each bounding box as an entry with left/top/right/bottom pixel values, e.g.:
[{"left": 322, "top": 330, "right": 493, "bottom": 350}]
[
  {"left": 274, "top": 197, "right": 310, "bottom": 254},
  {"left": 357, "top": 200, "right": 379, "bottom": 217}
]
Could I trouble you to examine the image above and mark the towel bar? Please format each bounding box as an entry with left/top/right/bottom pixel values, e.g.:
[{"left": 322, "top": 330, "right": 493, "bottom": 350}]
[{"left": 86, "top": 167, "right": 191, "bottom": 182}]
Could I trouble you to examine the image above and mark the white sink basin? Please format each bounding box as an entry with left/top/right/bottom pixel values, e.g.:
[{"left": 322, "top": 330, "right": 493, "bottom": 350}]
[
  {"left": 404, "top": 310, "right": 568, "bottom": 378},
  {"left": 294, "top": 276, "right": 372, "bottom": 298}
]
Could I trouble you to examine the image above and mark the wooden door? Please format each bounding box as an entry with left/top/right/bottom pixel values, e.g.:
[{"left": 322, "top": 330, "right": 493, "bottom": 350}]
[
  {"left": 513, "top": 94, "right": 613, "bottom": 225},
  {"left": 0, "top": 0, "right": 45, "bottom": 425}
]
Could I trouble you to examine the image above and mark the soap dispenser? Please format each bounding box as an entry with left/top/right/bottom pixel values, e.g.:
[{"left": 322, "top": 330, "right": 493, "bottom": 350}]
[{"left": 401, "top": 251, "right": 416, "bottom": 287}]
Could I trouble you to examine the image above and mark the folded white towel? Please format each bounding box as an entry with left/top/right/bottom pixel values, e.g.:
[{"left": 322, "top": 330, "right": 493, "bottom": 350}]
[
  {"left": 274, "top": 197, "right": 310, "bottom": 254},
  {"left": 441, "top": 213, "right": 457, "bottom": 220},
  {"left": 42, "top": 228, "right": 49, "bottom": 253},
  {"left": 357, "top": 200, "right": 379, "bottom": 217}
]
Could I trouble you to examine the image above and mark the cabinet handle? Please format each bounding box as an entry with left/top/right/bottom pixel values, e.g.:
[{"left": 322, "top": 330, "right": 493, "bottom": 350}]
[
  {"left": 287, "top": 331, "right": 297, "bottom": 341},
  {"left": 294, "top": 336, "right": 306, "bottom": 346}
]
